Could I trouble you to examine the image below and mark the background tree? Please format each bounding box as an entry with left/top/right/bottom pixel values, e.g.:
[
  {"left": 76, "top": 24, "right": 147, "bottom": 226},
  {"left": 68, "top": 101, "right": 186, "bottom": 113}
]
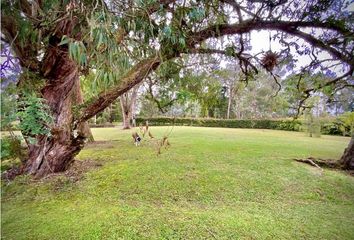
[
  {"left": 326, "top": 88, "right": 354, "bottom": 115},
  {"left": 120, "top": 85, "right": 139, "bottom": 129},
  {"left": 232, "top": 71, "right": 289, "bottom": 119},
  {"left": 215, "top": 67, "right": 243, "bottom": 119}
]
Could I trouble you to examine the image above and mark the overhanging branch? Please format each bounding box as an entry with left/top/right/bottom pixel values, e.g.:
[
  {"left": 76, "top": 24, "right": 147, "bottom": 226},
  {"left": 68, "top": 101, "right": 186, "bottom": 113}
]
[
  {"left": 188, "top": 19, "right": 353, "bottom": 66},
  {"left": 77, "top": 55, "right": 161, "bottom": 123},
  {"left": 187, "top": 47, "right": 258, "bottom": 76}
]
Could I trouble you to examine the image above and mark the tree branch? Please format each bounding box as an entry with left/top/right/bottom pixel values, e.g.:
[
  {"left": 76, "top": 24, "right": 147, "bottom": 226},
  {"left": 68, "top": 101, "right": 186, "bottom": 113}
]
[
  {"left": 221, "top": 0, "right": 244, "bottom": 22},
  {"left": 221, "top": 0, "right": 258, "bottom": 19},
  {"left": 114, "top": 0, "right": 176, "bottom": 45},
  {"left": 186, "top": 47, "right": 258, "bottom": 76},
  {"left": 1, "top": 15, "right": 39, "bottom": 71},
  {"left": 78, "top": 55, "right": 161, "bottom": 123},
  {"left": 187, "top": 19, "right": 353, "bottom": 66},
  {"left": 146, "top": 77, "right": 178, "bottom": 113},
  {"left": 284, "top": 28, "right": 353, "bottom": 66}
]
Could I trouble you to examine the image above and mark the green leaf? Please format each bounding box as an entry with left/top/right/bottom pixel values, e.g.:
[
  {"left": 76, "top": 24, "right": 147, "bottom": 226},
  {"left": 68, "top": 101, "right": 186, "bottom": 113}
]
[
  {"left": 225, "top": 46, "right": 235, "bottom": 57},
  {"left": 80, "top": 54, "right": 87, "bottom": 66},
  {"left": 97, "top": 32, "right": 104, "bottom": 47},
  {"left": 163, "top": 26, "right": 172, "bottom": 37},
  {"left": 179, "top": 37, "right": 185, "bottom": 47},
  {"left": 58, "top": 35, "right": 70, "bottom": 46}
]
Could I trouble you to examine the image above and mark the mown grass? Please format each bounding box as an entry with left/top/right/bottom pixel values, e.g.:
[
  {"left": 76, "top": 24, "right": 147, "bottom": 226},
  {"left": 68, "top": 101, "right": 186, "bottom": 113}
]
[{"left": 1, "top": 127, "right": 354, "bottom": 239}]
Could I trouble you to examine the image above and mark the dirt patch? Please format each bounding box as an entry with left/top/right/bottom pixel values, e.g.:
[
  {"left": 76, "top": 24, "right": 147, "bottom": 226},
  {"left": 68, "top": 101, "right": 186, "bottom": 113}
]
[
  {"left": 65, "top": 159, "right": 103, "bottom": 180},
  {"left": 39, "top": 159, "right": 104, "bottom": 191},
  {"left": 2, "top": 159, "right": 103, "bottom": 189},
  {"left": 42, "top": 159, "right": 103, "bottom": 183}
]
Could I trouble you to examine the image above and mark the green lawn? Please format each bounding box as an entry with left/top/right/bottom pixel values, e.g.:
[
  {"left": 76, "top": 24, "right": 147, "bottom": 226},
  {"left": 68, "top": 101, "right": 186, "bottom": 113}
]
[{"left": 2, "top": 127, "right": 354, "bottom": 239}]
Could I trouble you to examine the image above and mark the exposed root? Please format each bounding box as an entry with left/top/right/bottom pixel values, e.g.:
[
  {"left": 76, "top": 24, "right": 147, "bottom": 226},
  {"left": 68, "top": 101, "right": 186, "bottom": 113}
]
[
  {"left": 1, "top": 166, "right": 23, "bottom": 182},
  {"left": 295, "top": 158, "right": 323, "bottom": 170},
  {"left": 294, "top": 157, "right": 340, "bottom": 169},
  {"left": 293, "top": 157, "right": 354, "bottom": 177}
]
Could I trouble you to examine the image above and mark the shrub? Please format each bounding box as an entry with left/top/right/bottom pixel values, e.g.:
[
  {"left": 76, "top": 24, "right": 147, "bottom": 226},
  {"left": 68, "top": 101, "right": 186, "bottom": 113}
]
[
  {"left": 17, "top": 94, "right": 53, "bottom": 143},
  {"left": 96, "top": 111, "right": 111, "bottom": 124},
  {"left": 1, "top": 136, "right": 25, "bottom": 161},
  {"left": 108, "top": 116, "right": 349, "bottom": 136},
  {"left": 338, "top": 112, "right": 354, "bottom": 136},
  {"left": 321, "top": 121, "right": 343, "bottom": 136}
]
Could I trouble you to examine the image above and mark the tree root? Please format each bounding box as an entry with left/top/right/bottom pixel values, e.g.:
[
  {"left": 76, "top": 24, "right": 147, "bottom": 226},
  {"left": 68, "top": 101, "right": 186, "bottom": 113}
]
[
  {"left": 1, "top": 166, "right": 24, "bottom": 182},
  {"left": 294, "top": 157, "right": 340, "bottom": 169},
  {"left": 294, "top": 158, "right": 323, "bottom": 171},
  {"left": 294, "top": 157, "right": 354, "bottom": 176}
]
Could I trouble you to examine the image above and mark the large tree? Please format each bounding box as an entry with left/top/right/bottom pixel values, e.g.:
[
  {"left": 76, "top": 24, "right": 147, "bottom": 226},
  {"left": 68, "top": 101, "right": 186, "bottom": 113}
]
[{"left": 2, "top": 0, "right": 353, "bottom": 177}]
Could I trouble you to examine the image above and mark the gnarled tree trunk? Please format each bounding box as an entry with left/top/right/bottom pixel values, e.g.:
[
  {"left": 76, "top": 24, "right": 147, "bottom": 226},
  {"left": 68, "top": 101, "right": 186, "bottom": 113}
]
[
  {"left": 24, "top": 43, "right": 89, "bottom": 178},
  {"left": 340, "top": 136, "right": 354, "bottom": 170}
]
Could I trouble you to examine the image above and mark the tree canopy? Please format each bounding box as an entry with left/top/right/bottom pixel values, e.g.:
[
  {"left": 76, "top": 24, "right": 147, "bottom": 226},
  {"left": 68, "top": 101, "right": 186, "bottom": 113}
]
[{"left": 2, "top": 0, "right": 353, "bottom": 116}]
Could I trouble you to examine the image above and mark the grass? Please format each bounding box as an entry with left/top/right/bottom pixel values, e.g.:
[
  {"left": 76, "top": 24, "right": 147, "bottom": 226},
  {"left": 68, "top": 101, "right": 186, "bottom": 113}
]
[{"left": 1, "top": 127, "right": 354, "bottom": 239}]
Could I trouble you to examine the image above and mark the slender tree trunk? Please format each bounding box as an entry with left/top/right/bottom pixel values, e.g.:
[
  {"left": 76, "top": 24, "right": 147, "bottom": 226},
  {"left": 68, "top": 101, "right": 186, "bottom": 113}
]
[
  {"left": 23, "top": 44, "right": 88, "bottom": 178},
  {"left": 119, "top": 86, "right": 139, "bottom": 129},
  {"left": 108, "top": 103, "right": 114, "bottom": 123},
  {"left": 340, "top": 136, "right": 354, "bottom": 170},
  {"left": 227, "top": 85, "right": 234, "bottom": 119},
  {"left": 120, "top": 97, "right": 132, "bottom": 129}
]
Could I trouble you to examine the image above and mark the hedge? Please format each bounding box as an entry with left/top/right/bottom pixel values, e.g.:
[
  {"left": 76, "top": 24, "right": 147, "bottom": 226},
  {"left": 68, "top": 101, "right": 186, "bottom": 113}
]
[
  {"left": 1, "top": 118, "right": 346, "bottom": 136},
  {"left": 88, "top": 123, "right": 116, "bottom": 128},
  {"left": 136, "top": 117, "right": 301, "bottom": 132}
]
